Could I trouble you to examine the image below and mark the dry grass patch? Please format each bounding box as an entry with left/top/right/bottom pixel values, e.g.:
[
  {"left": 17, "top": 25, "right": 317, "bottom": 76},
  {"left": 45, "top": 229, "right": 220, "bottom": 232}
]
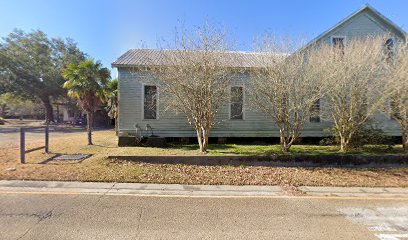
[{"left": 0, "top": 129, "right": 407, "bottom": 187}]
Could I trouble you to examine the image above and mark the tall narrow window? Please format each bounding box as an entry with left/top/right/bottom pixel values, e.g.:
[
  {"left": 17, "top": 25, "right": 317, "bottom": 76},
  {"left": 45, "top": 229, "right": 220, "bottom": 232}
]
[
  {"left": 230, "top": 86, "right": 243, "bottom": 120},
  {"left": 384, "top": 38, "right": 394, "bottom": 61},
  {"left": 310, "top": 99, "right": 320, "bottom": 123},
  {"left": 144, "top": 85, "right": 157, "bottom": 119},
  {"left": 332, "top": 37, "right": 345, "bottom": 54}
]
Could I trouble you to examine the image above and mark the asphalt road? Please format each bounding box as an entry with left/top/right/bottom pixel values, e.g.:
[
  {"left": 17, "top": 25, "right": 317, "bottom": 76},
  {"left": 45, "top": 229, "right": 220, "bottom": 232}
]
[
  {"left": 0, "top": 192, "right": 407, "bottom": 240},
  {"left": 0, "top": 126, "right": 85, "bottom": 148}
]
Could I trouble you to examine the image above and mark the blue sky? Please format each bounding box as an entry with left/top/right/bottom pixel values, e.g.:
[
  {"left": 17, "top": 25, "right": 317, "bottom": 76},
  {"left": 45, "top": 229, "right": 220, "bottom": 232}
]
[{"left": 1, "top": 0, "right": 407, "bottom": 78}]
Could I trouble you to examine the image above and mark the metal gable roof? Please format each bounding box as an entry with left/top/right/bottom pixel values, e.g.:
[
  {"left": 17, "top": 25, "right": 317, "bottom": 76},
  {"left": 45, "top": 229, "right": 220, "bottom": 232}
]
[{"left": 112, "top": 49, "right": 285, "bottom": 69}]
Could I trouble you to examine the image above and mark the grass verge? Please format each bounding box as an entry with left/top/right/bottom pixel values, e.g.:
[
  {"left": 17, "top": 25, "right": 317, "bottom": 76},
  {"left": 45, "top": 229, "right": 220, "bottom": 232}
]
[{"left": 0, "top": 129, "right": 407, "bottom": 187}]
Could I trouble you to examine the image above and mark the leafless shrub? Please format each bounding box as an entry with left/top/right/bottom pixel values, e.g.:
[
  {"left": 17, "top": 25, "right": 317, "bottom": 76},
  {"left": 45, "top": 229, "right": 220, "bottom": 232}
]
[
  {"left": 382, "top": 41, "right": 408, "bottom": 152},
  {"left": 147, "top": 23, "right": 239, "bottom": 153},
  {"left": 248, "top": 35, "right": 326, "bottom": 153},
  {"left": 315, "top": 36, "right": 391, "bottom": 152}
]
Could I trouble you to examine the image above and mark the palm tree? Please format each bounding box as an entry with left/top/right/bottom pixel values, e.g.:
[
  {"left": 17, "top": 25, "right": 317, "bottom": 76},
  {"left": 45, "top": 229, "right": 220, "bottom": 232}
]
[
  {"left": 63, "top": 59, "right": 110, "bottom": 145},
  {"left": 105, "top": 79, "right": 118, "bottom": 135}
]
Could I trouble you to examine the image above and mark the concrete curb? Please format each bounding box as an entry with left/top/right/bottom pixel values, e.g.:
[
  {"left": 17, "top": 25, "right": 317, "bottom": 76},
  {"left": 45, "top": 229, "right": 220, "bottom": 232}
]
[
  {"left": 299, "top": 186, "right": 408, "bottom": 198},
  {"left": 0, "top": 180, "right": 283, "bottom": 197},
  {"left": 1, "top": 180, "right": 407, "bottom": 198}
]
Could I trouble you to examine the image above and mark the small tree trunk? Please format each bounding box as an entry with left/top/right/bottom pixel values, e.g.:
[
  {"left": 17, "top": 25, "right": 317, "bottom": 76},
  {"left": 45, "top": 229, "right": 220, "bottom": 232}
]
[
  {"left": 196, "top": 127, "right": 209, "bottom": 154},
  {"left": 41, "top": 96, "right": 54, "bottom": 124},
  {"left": 87, "top": 112, "right": 93, "bottom": 145},
  {"left": 279, "top": 129, "right": 289, "bottom": 153},
  {"left": 339, "top": 136, "right": 348, "bottom": 152},
  {"left": 196, "top": 128, "right": 204, "bottom": 153},
  {"left": 202, "top": 127, "right": 209, "bottom": 153}
]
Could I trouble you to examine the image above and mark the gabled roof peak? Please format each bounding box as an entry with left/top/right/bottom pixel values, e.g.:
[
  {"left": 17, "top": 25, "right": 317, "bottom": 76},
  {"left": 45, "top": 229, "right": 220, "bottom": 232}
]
[
  {"left": 300, "top": 4, "right": 406, "bottom": 51},
  {"left": 362, "top": 4, "right": 406, "bottom": 35}
]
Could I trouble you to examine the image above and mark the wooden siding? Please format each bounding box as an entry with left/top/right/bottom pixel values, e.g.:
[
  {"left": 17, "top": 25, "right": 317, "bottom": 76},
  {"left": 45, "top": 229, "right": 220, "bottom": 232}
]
[
  {"left": 117, "top": 8, "right": 404, "bottom": 138},
  {"left": 317, "top": 10, "right": 405, "bottom": 45},
  {"left": 117, "top": 68, "right": 401, "bottom": 138}
]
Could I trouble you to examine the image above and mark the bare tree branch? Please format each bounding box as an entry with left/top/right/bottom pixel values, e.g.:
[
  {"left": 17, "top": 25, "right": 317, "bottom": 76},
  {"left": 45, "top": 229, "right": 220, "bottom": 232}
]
[
  {"left": 147, "top": 23, "right": 239, "bottom": 153},
  {"left": 381, "top": 41, "right": 408, "bottom": 151},
  {"left": 315, "top": 36, "right": 391, "bottom": 152},
  {"left": 248, "top": 35, "right": 326, "bottom": 152}
]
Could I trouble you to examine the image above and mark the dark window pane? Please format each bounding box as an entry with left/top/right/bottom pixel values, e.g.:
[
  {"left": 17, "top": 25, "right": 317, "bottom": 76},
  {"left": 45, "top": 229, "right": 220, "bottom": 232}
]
[
  {"left": 230, "top": 86, "right": 243, "bottom": 120},
  {"left": 332, "top": 37, "right": 345, "bottom": 54},
  {"left": 310, "top": 99, "right": 320, "bottom": 123},
  {"left": 144, "top": 86, "right": 157, "bottom": 119},
  {"left": 385, "top": 38, "right": 394, "bottom": 61},
  {"left": 385, "top": 38, "right": 394, "bottom": 50}
]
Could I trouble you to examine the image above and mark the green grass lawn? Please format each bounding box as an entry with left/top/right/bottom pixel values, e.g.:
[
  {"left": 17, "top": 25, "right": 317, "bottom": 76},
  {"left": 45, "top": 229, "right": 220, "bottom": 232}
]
[{"left": 170, "top": 143, "right": 406, "bottom": 156}]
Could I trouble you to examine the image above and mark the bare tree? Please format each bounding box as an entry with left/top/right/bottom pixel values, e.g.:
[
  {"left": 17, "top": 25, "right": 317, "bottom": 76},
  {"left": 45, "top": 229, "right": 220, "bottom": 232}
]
[
  {"left": 316, "top": 36, "right": 390, "bottom": 152},
  {"left": 148, "top": 23, "right": 237, "bottom": 153},
  {"left": 249, "top": 35, "right": 326, "bottom": 153},
  {"left": 382, "top": 42, "right": 408, "bottom": 152}
]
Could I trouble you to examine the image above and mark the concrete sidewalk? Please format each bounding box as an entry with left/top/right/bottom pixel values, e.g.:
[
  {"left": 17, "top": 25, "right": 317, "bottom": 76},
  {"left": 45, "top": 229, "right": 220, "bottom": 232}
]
[
  {"left": 0, "top": 180, "right": 407, "bottom": 198},
  {"left": 0, "top": 180, "right": 284, "bottom": 197}
]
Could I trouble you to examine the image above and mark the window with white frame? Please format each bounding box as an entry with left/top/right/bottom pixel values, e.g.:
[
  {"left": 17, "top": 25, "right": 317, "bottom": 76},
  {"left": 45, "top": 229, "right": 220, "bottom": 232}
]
[
  {"left": 230, "top": 86, "right": 243, "bottom": 120},
  {"left": 143, "top": 85, "right": 157, "bottom": 119}
]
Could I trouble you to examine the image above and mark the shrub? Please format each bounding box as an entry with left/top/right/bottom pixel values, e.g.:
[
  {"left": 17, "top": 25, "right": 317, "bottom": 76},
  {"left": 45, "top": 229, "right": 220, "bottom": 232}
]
[
  {"left": 320, "top": 123, "right": 394, "bottom": 148},
  {"left": 319, "top": 137, "right": 336, "bottom": 146},
  {"left": 349, "top": 126, "right": 393, "bottom": 147}
]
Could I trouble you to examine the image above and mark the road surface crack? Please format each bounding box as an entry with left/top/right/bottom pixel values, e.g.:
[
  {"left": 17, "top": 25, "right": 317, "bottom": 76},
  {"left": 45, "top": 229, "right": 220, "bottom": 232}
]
[
  {"left": 134, "top": 207, "right": 144, "bottom": 238},
  {"left": 16, "top": 209, "right": 54, "bottom": 240},
  {"left": 94, "top": 182, "right": 117, "bottom": 205},
  {"left": 15, "top": 194, "right": 80, "bottom": 240}
]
